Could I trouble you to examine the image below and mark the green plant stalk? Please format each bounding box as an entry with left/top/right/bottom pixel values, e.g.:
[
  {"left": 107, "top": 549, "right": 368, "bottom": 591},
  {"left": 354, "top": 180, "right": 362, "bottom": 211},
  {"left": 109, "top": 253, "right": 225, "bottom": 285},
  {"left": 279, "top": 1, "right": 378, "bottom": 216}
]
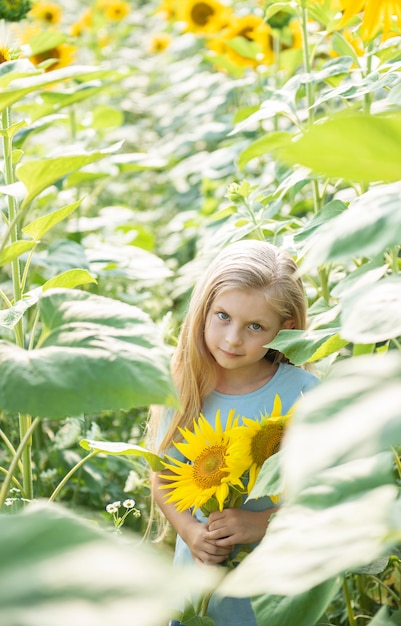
[
  {"left": 342, "top": 576, "right": 357, "bottom": 626},
  {"left": 0, "top": 427, "right": 24, "bottom": 475},
  {"left": 48, "top": 450, "right": 98, "bottom": 502},
  {"left": 0, "top": 466, "right": 25, "bottom": 493},
  {"left": 0, "top": 416, "right": 40, "bottom": 508},
  {"left": 1, "top": 107, "right": 36, "bottom": 501},
  {"left": 299, "top": 1, "right": 321, "bottom": 215}
]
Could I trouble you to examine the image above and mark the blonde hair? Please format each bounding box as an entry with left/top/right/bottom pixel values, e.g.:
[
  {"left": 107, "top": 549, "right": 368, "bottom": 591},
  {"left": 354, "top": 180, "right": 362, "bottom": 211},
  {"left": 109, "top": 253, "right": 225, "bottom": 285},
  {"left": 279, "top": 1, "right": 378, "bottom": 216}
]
[{"left": 150, "top": 239, "right": 307, "bottom": 455}]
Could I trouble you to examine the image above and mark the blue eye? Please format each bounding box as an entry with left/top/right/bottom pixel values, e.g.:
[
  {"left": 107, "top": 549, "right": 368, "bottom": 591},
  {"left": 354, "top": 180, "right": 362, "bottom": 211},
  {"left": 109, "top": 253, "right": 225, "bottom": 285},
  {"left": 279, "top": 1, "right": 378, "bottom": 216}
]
[
  {"left": 217, "top": 312, "right": 230, "bottom": 321},
  {"left": 249, "top": 323, "right": 262, "bottom": 331}
]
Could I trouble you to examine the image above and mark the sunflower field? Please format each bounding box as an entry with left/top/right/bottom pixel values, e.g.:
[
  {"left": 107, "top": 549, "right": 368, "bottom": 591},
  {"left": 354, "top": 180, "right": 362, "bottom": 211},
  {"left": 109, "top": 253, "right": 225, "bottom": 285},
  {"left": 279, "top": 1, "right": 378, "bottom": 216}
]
[{"left": 0, "top": 0, "right": 401, "bottom": 624}]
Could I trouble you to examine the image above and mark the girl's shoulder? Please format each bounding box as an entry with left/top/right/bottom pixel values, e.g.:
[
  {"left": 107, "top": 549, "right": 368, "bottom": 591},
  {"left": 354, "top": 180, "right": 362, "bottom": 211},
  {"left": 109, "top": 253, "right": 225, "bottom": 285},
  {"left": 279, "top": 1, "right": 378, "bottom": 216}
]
[{"left": 276, "top": 361, "right": 320, "bottom": 391}]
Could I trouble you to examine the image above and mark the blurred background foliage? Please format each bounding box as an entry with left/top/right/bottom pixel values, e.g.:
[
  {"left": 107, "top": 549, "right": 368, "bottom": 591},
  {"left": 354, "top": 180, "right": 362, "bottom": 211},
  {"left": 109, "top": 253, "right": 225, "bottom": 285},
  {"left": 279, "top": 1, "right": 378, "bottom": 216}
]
[{"left": 0, "top": 0, "right": 401, "bottom": 624}]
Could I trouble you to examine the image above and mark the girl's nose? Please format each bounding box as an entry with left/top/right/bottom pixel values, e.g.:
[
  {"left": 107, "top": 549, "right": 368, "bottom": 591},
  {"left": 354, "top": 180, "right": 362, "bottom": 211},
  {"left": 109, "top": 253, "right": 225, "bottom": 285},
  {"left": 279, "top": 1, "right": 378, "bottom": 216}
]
[{"left": 225, "top": 325, "right": 242, "bottom": 346}]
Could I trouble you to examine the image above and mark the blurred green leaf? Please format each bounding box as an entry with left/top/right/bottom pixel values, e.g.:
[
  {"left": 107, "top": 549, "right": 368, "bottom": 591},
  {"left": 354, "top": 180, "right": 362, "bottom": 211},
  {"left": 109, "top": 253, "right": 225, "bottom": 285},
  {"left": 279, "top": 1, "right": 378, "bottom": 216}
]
[
  {"left": 251, "top": 578, "right": 341, "bottom": 626},
  {"left": 341, "top": 277, "right": 401, "bottom": 343},
  {"left": 282, "top": 352, "right": 401, "bottom": 495},
  {"left": 0, "top": 502, "right": 220, "bottom": 626},
  {"left": 301, "top": 182, "right": 401, "bottom": 270},
  {"left": 42, "top": 269, "right": 97, "bottom": 291},
  {"left": 277, "top": 113, "right": 401, "bottom": 183},
  {"left": 220, "top": 486, "right": 400, "bottom": 596},
  {"left": 238, "top": 132, "right": 290, "bottom": 170},
  {"left": 17, "top": 143, "right": 123, "bottom": 209},
  {"left": 80, "top": 439, "right": 164, "bottom": 471},
  {"left": 0, "top": 289, "right": 178, "bottom": 417}
]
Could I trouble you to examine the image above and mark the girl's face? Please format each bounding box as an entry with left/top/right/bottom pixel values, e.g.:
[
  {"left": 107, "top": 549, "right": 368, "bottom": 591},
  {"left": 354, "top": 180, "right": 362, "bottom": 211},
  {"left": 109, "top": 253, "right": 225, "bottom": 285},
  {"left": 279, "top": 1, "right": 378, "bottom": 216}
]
[{"left": 204, "top": 288, "right": 294, "bottom": 373}]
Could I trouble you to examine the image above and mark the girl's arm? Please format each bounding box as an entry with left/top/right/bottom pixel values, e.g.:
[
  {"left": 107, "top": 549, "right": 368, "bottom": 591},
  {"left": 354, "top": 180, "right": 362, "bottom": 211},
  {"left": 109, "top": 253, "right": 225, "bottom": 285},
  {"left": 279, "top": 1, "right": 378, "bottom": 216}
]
[
  {"left": 151, "top": 470, "right": 234, "bottom": 564},
  {"left": 205, "top": 507, "right": 277, "bottom": 546}
]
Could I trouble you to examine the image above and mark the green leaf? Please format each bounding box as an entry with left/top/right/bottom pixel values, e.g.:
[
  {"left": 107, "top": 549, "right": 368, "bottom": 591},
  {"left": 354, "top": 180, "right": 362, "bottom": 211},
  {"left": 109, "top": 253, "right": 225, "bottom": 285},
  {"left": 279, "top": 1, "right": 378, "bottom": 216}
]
[
  {"left": 282, "top": 352, "right": 401, "bottom": 495},
  {"left": 0, "top": 502, "right": 219, "bottom": 626},
  {"left": 301, "top": 181, "right": 401, "bottom": 270},
  {"left": 17, "top": 143, "right": 123, "bottom": 209},
  {"left": 219, "top": 486, "right": 400, "bottom": 596},
  {"left": 370, "top": 606, "right": 401, "bottom": 626},
  {"left": 276, "top": 113, "right": 401, "bottom": 183},
  {"left": 0, "top": 293, "right": 39, "bottom": 329},
  {"left": 238, "top": 132, "right": 291, "bottom": 170},
  {"left": 80, "top": 439, "right": 165, "bottom": 471},
  {"left": 0, "top": 289, "right": 178, "bottom": 418},
  {"left": 0, "top": 65, "right": 108, "bottom": 112},
  {"left": 251, "top": 578, "right": 341, "bottom": 626},
  {"left": 248, "top": 452, "right": 283, "bottom": 501},
  {"left": 0, "top": 240, "right": 36, "bottom": 267},
  {"left": 42, "top": 269, "right": 97, "bottom": 291},
  {"left": 341, "top": 277, "right": 401, "bottom": 343},
  {"left": 266, "top": 328, "right": 347, "bottom": 365},
  {"left": 22, "top": 199, "right": 83, "bottom": 240}
]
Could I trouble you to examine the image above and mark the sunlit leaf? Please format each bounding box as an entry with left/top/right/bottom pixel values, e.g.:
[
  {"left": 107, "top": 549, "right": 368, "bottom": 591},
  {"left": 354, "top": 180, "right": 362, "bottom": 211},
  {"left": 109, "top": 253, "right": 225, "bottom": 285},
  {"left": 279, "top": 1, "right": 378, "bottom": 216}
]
[
  {"left": 341, "top": 277, "right": 401, "bottom": 343},
  {"left": 266, "top": 328, "right": 347, "bottom": 365},
  {"left": 0, "top": 240, "right": 36, "bottom": 267},
  {"left": 22, "top": 200, "right": 83, "bottom": 240},
  {"left": 17, "top": 143, "right": 123, "bottom": 209},
  {"left": 219, "top": 486, "right": 400, "bottom": 596},
  {"left": 42, "top": 269, "right": 97, "bottom": 291},
  {"left": 276, "top": 113, "right": 401, "bottom": 183},
  {"left": 282, "top": 352, "right": 401, "bottom": 495},
  {"left": 0, "top": 502, "right": 220, "bottom": 626},
  {"left": 80, "top": 439, "right": 164, "bottom": 471},
  {"left": 301, "top": 181, "right": 401, "bottom": 271},
  {"left": 0, "top": 289, "right": 177, "bottom": 418}
]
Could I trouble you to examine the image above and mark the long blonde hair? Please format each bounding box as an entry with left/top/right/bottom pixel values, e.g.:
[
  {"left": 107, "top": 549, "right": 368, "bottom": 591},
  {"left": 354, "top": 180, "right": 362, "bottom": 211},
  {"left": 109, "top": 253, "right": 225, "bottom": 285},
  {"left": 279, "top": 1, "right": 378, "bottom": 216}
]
[{"left": 150, "top": 239, "right": 307, "bottom": 455}]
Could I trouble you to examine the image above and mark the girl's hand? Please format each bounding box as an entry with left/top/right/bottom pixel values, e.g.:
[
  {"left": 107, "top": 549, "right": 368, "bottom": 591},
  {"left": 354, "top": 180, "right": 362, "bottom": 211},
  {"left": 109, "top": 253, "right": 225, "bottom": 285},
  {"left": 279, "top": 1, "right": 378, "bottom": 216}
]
[
  {"left": 205, "top": 508, "right": 276, "bottom": 546},
  {"left": 184, "top": 519, "right": 234, "bottom": 564}
]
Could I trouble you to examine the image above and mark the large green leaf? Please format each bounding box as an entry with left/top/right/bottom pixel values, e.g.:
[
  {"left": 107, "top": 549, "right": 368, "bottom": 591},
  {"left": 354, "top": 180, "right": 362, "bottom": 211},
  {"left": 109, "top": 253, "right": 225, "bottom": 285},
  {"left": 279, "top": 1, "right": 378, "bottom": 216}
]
[
  {"left": 16, "top": 143, "right": 123, "bottom": 209},
  {"left": 251, "top": 578, "right": 341, "bottom": 626},
  {"left": 276, "top": 113, "right": 401, "bottom": 183},
  {"left": 267, "top": 328, "right": 347, "bottom": 365},
  {"left": 341, "top": 277, "right": 401, "bottom": 343},
  {"left": 0, "top": 289, "right": 177, "bottom": 418},
  {"left": 282, "top": 352, "right": 401, "bottom": 495},
  {"left": 219, "top": 486, "right": 401, "bottom": 596},
  {"left": 301, "top": 182, "right": 401, "bottom": 271},
  {"left": 0, "top": 502, "right": 220, "bottom": 626}
]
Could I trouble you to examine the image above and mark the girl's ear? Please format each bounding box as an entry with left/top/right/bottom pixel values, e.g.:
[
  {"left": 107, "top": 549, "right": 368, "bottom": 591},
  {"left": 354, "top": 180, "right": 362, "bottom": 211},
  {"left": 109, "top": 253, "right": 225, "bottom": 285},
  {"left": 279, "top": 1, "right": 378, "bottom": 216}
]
[{"left": 281, "top": 318, "right": 295, "bottom": 330}]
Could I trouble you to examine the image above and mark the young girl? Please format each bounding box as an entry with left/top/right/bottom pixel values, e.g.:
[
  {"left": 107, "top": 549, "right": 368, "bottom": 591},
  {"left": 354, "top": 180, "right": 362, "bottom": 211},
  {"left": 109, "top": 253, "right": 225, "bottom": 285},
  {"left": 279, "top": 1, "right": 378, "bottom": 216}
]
[{"left": 149, "top": 239, "right": 319, "bottom": 626}]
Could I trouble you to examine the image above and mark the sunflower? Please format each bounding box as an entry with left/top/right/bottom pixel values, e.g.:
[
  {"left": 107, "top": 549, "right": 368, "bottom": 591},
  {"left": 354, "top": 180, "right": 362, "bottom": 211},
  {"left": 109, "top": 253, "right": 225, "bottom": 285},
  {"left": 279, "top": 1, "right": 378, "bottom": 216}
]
[
  {"left": 29, "top": 0, "right": 62, "bottom": 25},
  {"left": 0, "top": 46, "right": 11, "bottom": 63},
  {"left": 176, "top": 0, "right": 232, "bottom": 35},
  {"left": 237, "top": 394, "right": 294, "bottom": 493},
  {"left": 29, "top": 38, "right": 76, "bottom": 71},
  {"left": 97, "top": 0, "right": 130, "bottom": 22},
  {"left": 159, "top": 409, "right": 249, "bottom": 514},
  {"left": 150, "top": 32, "right": 172, "bottom": 53},
  {"left": 337, "top": 0, "right": 401, "bottom": 41},
  {"left": 210, "top": 13, "right": 274, "bottom": 68}
]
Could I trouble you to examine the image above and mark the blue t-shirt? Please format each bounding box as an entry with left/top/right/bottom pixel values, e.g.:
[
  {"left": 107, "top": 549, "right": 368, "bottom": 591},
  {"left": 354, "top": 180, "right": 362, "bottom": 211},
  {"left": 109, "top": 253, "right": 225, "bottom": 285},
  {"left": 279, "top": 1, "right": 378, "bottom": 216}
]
[{"left": 159, "top": 363, "right": 319, "bottom": 626}]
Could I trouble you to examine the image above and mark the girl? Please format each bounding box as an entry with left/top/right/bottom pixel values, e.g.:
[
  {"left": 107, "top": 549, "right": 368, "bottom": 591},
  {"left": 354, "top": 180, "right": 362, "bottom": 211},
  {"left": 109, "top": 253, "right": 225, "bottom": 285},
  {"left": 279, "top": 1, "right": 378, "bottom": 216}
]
[{"left": 149, "top": 239, "right": 319, "bottom": 626}]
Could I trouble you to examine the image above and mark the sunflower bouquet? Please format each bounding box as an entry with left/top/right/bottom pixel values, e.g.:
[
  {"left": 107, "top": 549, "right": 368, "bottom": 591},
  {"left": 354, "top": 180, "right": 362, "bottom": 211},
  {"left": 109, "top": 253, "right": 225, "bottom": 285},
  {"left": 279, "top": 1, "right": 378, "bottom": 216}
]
[{"left": 159, "top": 394, "right": 294, "bottom": 517}]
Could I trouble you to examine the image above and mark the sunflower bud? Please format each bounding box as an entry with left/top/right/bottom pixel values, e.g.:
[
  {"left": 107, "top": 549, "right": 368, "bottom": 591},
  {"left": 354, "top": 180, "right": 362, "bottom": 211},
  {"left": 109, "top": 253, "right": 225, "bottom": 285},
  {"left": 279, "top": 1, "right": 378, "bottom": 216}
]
[{"left": 0, "top": 0, "right": 32, "bottom": 22}]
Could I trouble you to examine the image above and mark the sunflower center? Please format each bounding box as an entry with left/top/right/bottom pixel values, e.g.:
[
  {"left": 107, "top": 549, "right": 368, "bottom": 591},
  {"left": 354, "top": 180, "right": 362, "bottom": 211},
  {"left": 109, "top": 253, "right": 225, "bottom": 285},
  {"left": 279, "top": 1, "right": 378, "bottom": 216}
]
[
  {"left": 191, "top": 2, "right": 215, "bottom": 26},
  {"left": 193, "top": 445, "right": 227, "bottom": 488},
  {"left": 251, "top": 422, "right": 283, "bottom": 467}
]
